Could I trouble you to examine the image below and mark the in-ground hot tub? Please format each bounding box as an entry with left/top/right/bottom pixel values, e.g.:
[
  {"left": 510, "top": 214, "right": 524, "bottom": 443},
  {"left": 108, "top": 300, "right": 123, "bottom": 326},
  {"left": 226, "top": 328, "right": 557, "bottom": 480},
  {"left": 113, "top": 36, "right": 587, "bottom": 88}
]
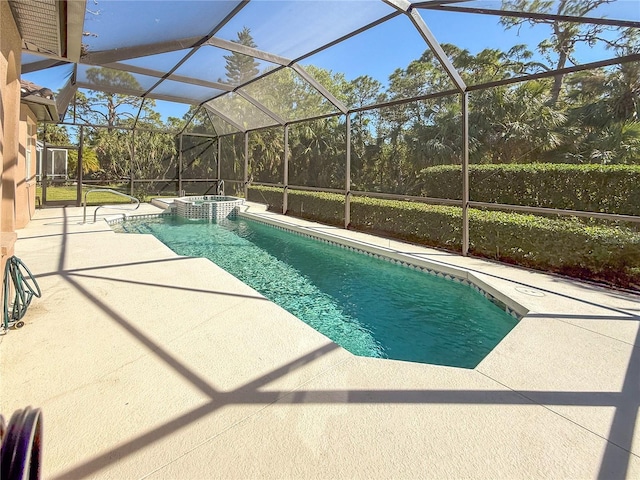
[{"left": 174, "top": 195, "right": 245, "bottom": 222}]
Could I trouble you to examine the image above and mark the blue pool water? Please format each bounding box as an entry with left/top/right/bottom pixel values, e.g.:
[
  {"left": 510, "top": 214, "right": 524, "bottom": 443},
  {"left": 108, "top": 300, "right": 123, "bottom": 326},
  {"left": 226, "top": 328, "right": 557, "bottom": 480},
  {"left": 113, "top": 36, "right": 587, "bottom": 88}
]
[{"left": 116, "top": 216, "right": 518, "bottom": 368}]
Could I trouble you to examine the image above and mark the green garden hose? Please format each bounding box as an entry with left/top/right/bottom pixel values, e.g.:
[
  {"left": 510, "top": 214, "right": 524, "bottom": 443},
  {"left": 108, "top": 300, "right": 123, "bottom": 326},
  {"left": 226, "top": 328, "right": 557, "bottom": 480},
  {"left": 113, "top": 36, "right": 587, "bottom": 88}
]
[{"left": 2, "top": 257, "right": 41, "bottom": 333}]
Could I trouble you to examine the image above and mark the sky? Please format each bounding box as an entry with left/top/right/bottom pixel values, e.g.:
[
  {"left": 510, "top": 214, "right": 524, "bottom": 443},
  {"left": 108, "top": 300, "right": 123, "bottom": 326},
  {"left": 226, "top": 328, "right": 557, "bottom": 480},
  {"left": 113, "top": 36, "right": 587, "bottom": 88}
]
[{"left": 22, "top": 0, "right": 640, "bottom": 124}]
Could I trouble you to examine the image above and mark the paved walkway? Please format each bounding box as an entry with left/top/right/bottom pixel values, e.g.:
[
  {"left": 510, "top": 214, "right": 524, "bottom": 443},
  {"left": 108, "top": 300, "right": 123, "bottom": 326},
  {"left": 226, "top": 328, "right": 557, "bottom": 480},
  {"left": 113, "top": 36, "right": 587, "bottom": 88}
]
[{"left": 1, "top": 203, "right": 638, "bottom": 479}]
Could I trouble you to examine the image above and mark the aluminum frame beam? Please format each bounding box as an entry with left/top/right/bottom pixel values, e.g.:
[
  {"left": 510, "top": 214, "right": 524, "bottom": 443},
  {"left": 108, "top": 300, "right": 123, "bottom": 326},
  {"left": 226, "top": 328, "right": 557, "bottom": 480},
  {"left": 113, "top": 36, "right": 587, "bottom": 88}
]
[
  {"left": 179, "top": 105, "right": 203, "bottom": 136},
  {"left": 101, "top": 62, "right": 232, "bottom": 92},
  {"left": 217, "top": 137, "right": 222, "bottom": 183},
  {"left": 75, "top": 82, "right": 146, "bottom": 97},
  {"left": 178, "top": 134, "right": 183, "bottom": 194},
  {"left": 412, "top": 1, "right": 470, "bottom": 6},
  {"left": 55, "top": 76, "right": 77, "bottom": 122},
  {"left": 81, "top": 36, "right": 205, "bottom": 65},
  {"left": 291, "top": 64, "right": 349, "bottom": 114},
  {"left": 467, "top": 53, "right": 640, "bottom": 92},
  {"left": 21, "top": 58, "right": 67, "bottom": 74},
  {"left": 423, "top": 4, "right": 640, "bottom": 29},
  {"left": 383, "top": 0, "right": 413, "bottom": 11},
  {"left": 244, "top": 132, "right": 249, "bottom": 198},
  {"left": 181, "top": 132, "right": 219, "bottom": 139},
  {"left": 205, "top": 108, "right": 223, "bottom": 137},
  {"left": 202, "top": 104, "right": 246, "bottom": 133},
  {"left": 461, "top": 92, "right": 469, "bottom": 256},
  {"left": 235, "top": 91, "right": 287, "bottom": 126},
  {"left": 223, "top": 47, "right": 640, "bottom": 138},
  {"left": 407, "top": 8, "right": 467, "bottom": 93},
  {"left": 345, "top": 114, "right": 352, "bottom": 228},
  {"left": 468, "top": 201, "right": 640, "bottom": 224},
  {"left": 382, "top": 0, "right": 466, "bottom": 92},
  {"left": 205, "top": 37, "right": 292, "bottom": 66},
  {"left": 141, "top": 1, "right": 251, "bottom": 99},
  {"left": 206, "top": 107, "right": 241, "bottom": 136},
  {"left": 294, "top": 11, "right": 402, "bottom": 65},
  {"left": 283, "top": 125, "right": 289, "bottom": 214},
  {"left": 65, "top": 0, "right": 87, "bottom": 62}
]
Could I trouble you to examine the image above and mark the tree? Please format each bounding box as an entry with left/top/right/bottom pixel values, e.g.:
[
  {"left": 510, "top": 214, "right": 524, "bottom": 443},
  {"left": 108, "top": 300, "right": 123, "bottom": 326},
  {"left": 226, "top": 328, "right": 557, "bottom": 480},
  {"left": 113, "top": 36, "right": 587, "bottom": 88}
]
[
  {"left": 68, "top": 148, "right": 100, "bottom": 175},
  {"left": 345, "top": 75, "right": 383, "bottom": 190},
  {"left": 559, "top": 66, "right": 640, "bottom": 164},
  {"left": 501, "top": 0, "right": 617, "bottom": 105},
  {"left": 37, "top": 124, "right": 70, "bottom": 145},
  {"left": 223, "top": 27, "right": 260, "bottom": 85},
  {"left": 72, "top": 66, "right": 181, "bottom": 183},
  {"left": 249, "top": 127, "right": 283, "bottom": 183},
  {"left": 469, "top": 80, "right": 565, "bottom": 164},
  {"left": 288, "top": 116, "right": 345, "bottom": 189},
  {"left": 606, "top": 28, "right": 640, "bottom": 121},
  {"left": 74, "top": 68, "right": 150, "bottom": 127},
  {"left": 211, "top": 27, "right": 262, "bottom": 188},
  {"left": 130, "top": 128, "right": 177, "bottom": 188}
]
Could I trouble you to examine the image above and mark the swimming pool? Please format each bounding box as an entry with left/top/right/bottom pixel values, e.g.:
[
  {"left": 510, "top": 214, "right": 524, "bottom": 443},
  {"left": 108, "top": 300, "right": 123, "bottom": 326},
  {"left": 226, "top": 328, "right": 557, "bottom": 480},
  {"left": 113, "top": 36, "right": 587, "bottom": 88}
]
[{"left": 114, "top": 215, "right": 519, "bottom": 368}]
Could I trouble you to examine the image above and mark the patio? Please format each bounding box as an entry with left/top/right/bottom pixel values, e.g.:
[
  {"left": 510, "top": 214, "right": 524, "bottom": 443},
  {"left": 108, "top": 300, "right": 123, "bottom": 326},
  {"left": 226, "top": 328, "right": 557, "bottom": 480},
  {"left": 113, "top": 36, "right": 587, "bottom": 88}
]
[{"left": 1, "top": 203, "right": 638, "bottom": 479}]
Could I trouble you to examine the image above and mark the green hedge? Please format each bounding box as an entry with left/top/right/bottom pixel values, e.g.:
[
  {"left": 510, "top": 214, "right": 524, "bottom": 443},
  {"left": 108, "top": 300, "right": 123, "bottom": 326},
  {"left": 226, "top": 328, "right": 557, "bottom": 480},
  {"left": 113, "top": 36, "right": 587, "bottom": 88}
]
[
  {"left": 248, "top": 186, "right": 640, "bottom": 289},
  {"left": 247, "top": 186, "right": 283, "bottom": 211},
  {"left": 468, "top": 209, "right": 640, "bottom": 286},
  {"left": 247, "top": 186, "right": 344, "bottom": 225},
  {"left": 350, "top": 197, "right": 463, "bottom": 249},
  {"left": 419, "top": 164, "right": 640, "bottom": 215}
]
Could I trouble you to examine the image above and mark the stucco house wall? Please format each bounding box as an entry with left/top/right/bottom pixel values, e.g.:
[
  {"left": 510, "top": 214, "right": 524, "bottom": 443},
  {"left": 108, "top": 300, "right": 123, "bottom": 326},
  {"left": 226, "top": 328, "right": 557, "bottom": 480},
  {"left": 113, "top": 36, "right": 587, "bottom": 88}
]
[
  {"left": 1, "top": 0, "right": 22, "bottom": 286},
  {"left": 16, "top": 105, "right": 38, "bottom": 228}
]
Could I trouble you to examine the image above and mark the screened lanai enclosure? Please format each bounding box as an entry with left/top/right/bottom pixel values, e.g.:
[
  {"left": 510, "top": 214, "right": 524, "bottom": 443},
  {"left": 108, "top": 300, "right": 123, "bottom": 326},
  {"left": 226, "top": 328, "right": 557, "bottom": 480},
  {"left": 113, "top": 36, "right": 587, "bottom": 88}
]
[{"left": 15, "top": 0, "right": 640, "bottom": 289}]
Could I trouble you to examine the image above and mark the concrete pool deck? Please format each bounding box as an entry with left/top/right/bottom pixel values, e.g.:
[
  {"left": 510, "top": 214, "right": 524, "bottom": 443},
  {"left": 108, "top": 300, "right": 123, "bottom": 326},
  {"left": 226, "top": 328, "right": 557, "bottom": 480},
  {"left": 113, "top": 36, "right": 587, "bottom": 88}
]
[{"left": 1, "top": 202, "right": 639, "bottom": 479}]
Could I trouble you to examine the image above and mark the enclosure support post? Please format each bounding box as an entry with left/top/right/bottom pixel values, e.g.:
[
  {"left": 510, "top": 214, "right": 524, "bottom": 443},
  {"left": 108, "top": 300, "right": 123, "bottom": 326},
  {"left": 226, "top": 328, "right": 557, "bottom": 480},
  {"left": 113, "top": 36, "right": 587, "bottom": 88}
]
[
  {"left": 244, "top": 132, "right": 249, "bottom": 199},
  {"left": 130, "top": 129, "right": 135, "bottom": 197},
  {"left": 178, "top": 134, "right": 183, "bottom": 195},
  {"left": 42, "top": 124, "right": 47, "bottom": 205},
  {"left": 462, "top": 92, "right": 470, "bottom": 256},
  {"left": 283, "top": 125, "right": 289, "bottom": 214},
  {"left": 216, "top": 137, "right": 222, "bottom": 187},
  {"left": 345, "top": 114, "right": 351, "bottom": 229},
  {"left": 76, "top": 126, "right": 84, "bottom": 206}
]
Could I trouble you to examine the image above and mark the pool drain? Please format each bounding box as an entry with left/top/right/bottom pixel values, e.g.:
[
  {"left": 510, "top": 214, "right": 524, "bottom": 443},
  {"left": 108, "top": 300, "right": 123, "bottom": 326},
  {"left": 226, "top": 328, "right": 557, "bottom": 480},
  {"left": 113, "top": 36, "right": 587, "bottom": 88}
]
[{"left": 515, "top": 286, "right": 545, "bottom": 297}]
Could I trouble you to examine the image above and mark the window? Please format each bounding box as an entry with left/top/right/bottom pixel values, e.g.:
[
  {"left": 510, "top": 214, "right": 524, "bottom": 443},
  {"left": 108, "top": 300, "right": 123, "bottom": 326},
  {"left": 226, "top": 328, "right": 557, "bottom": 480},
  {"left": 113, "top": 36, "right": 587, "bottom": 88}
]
[{"left": 26, "top": 122, "right": 35, "bottom": 181}]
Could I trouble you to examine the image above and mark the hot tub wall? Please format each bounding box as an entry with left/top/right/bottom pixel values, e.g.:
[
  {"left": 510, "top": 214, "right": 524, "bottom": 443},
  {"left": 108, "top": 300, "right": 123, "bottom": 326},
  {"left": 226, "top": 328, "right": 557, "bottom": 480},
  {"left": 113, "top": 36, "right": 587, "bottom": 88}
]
[{"left": 175, "top": 196, "right": 244, "bottom": 221}]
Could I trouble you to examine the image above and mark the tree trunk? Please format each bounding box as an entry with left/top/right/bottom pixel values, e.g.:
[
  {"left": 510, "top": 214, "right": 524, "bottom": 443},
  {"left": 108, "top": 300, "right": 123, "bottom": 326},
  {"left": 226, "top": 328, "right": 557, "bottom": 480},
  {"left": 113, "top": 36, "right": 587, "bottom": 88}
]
[
  {"left": 550, "top": 51, "right": 568, "bottom": 106},
  {"left": 550, "top": 20, "right": 569, "bottom": 107}
]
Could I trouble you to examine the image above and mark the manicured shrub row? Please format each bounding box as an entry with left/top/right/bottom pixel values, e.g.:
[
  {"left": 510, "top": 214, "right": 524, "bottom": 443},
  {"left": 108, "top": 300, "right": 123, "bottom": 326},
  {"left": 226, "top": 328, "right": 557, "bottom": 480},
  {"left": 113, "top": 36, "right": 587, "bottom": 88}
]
[
  {"left": 418, "top": 164, "right": 640, "bottom": 215},
  {"left": 247, "top": 186, "right": 283, "bottom": 211},
  {"left": 248, "top": 186, "right": 640, "bottom": 288},
  {"left": 285, "top": 190, "right": 345, "bottom": 226},
  {"left": 468, "top": 209, "right": 640, "bottom": 287},
  {"left": 349, "top": 196, "right": 463, "bottom": 249},
  {"left": 247, "top": 186, "right": 344, "bottom": 225}
]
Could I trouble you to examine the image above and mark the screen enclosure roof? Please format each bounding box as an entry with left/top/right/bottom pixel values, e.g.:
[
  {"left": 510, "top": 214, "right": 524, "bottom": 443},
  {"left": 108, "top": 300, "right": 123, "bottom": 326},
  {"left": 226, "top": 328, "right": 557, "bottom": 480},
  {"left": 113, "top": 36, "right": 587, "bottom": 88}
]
[{"left": 11, "top": 0, "right": 640, "bottom": 136}]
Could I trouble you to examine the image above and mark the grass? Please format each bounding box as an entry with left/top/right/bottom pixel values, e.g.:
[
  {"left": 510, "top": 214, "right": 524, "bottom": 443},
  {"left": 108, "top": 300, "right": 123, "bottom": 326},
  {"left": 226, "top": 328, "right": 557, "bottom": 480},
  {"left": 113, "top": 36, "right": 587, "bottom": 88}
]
[{"left": 36, "top": 185, "right": 133, "bottom": 205}]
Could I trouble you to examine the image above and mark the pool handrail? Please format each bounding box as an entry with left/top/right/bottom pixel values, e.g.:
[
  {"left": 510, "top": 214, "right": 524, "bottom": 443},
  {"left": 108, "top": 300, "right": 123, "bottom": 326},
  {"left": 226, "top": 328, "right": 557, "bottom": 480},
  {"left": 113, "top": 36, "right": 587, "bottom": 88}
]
[{"left": 82, "top": 188, "right": 140, "bottom": 223}]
